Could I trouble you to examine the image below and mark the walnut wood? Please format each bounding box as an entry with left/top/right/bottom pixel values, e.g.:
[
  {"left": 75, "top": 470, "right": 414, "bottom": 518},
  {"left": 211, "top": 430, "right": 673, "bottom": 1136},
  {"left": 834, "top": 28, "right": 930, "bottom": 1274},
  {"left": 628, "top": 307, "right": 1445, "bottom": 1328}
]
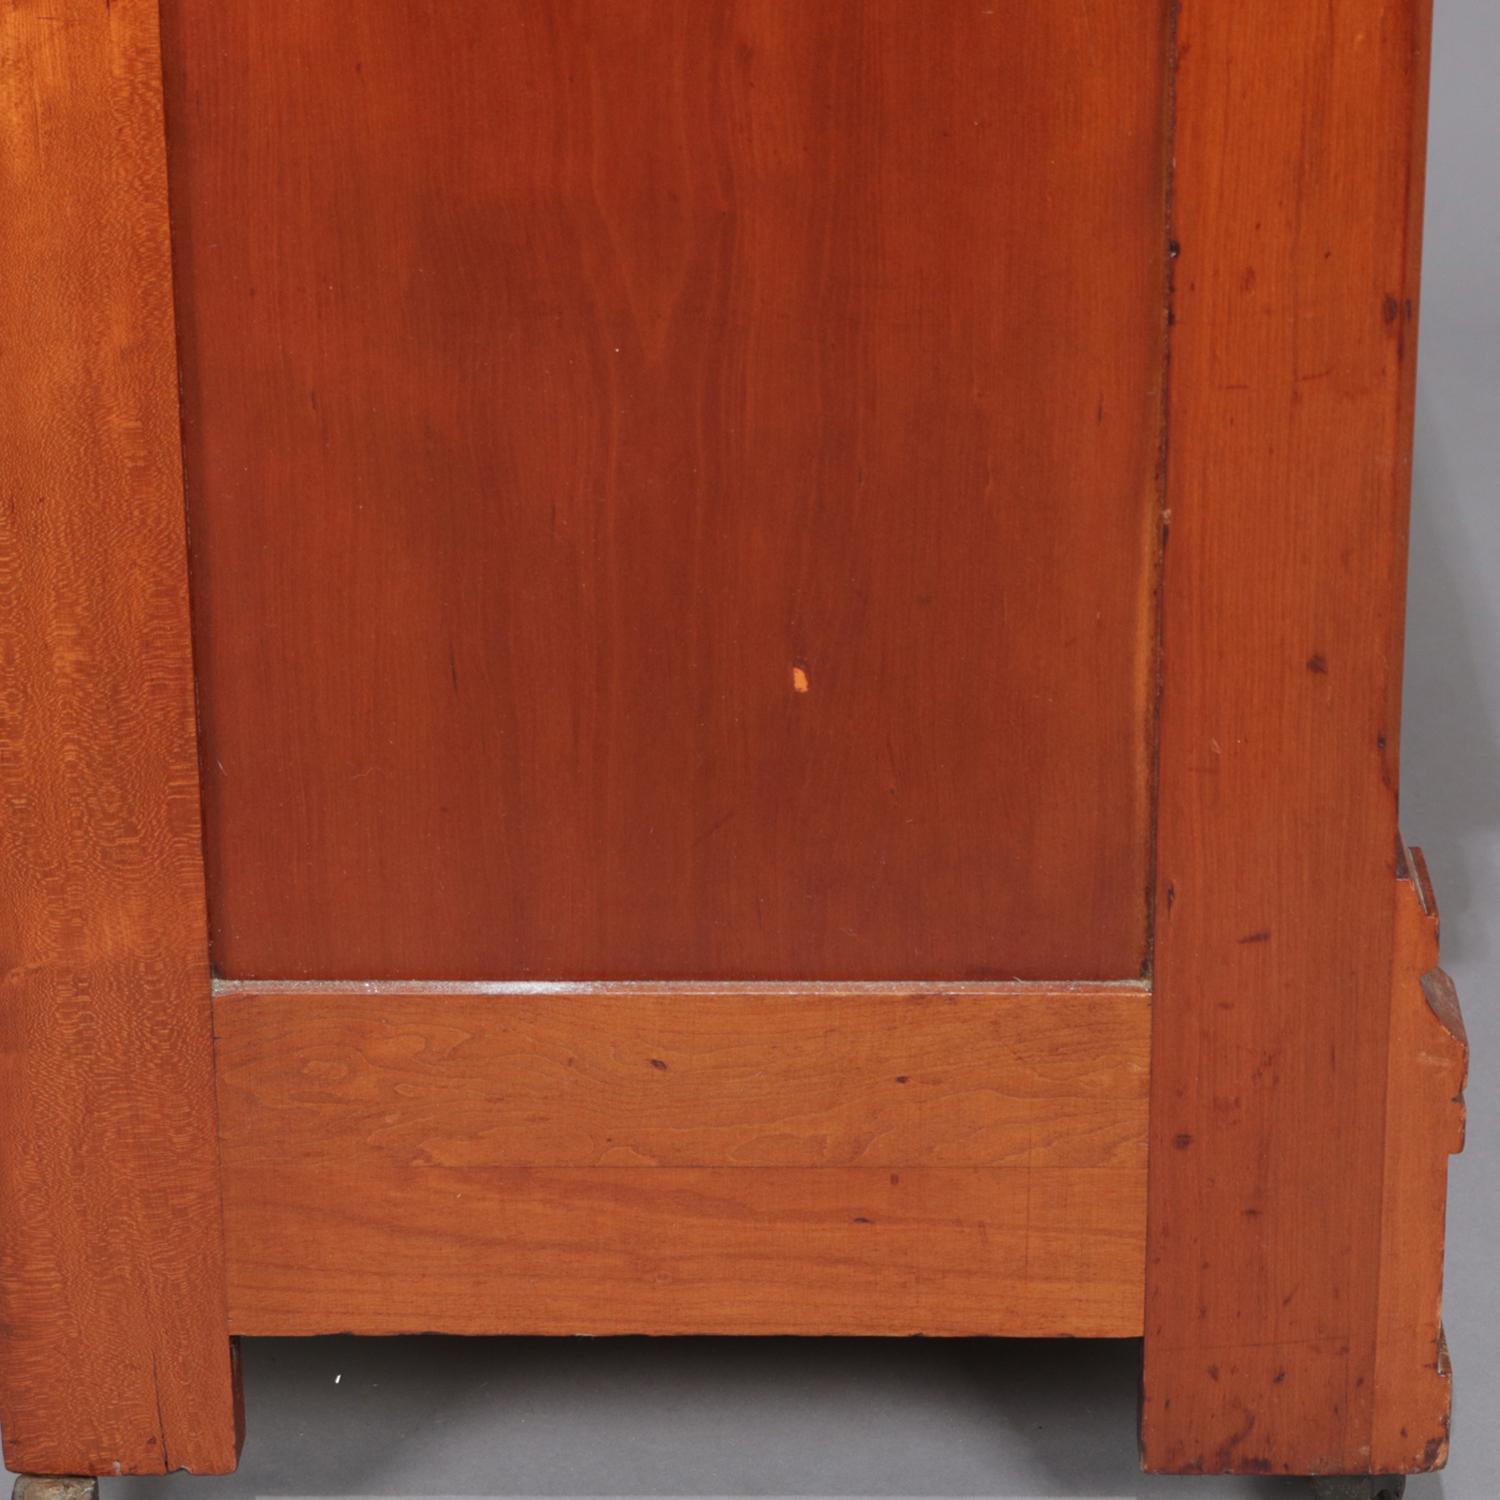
[
  {"left": 1143, "top": 0, "right": 1442, "bottom": 1476},
  {"left": 0, "top": 0, "right": 240, "bottom": 1476},
  {"left": 215, "top": 984, "right": 1148, "bottom": 1337},
  {"left": 159, "top": 0, "right": 1170, "bottom": 983}
]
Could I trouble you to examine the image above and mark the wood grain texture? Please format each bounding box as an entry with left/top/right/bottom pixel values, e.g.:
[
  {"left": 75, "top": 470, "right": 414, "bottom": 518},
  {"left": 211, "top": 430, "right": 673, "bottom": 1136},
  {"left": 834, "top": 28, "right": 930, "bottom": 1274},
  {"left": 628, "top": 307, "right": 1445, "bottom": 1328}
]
[
  {"left": 226, "top": 1164, "right": 1144, "bottom": 1339},
  {"left": 159, "top": 0, "right": 1171, "bottom": 982},
  {"left": 216, "top": 984, "right": 1147, "bottom": 1337},
  {"left": 1143, "top": 0, "right": 1439, "bottom": 1476},
  {"left": 215, "top": 984, "right": 1150, "bottom": 1170},
  {"left": 1370, "top": 848, "right": 1467, "bottom": 1470},
  {"left": 0, "top": 0, "right": 239, "bottom": 1476}
]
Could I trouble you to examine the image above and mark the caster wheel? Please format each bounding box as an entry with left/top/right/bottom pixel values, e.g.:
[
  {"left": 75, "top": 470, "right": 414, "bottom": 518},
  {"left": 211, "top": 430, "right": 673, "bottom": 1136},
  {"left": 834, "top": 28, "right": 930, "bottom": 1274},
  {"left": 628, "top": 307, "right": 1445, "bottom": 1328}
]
[
  {"left": 12, "top": 1482, "right": 98, "bottom": 1500},
  {"left": 1310, "top": 1479, "right": 1406, "bottom": 1500}
]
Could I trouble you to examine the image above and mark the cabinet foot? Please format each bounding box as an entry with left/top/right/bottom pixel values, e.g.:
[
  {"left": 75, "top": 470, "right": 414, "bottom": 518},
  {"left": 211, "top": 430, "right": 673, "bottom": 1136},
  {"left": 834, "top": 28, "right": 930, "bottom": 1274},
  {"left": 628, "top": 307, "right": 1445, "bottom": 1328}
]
[
  {"left": 1310, "top": 1479, "right": 1406, "bottom": 1500},
  {"left": 12, "top": 1481, "right": 99, "bottom": 1500}
]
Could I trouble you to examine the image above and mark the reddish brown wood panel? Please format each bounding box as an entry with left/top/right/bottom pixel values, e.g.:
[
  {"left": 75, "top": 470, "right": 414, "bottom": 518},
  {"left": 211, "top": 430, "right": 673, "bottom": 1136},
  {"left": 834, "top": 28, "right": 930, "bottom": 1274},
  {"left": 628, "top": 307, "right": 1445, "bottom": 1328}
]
[
  {"left": 159, "top": 0, "right": 1171, "bottom": 982},
  {"left": 226, "top": 1164, "right": 1144, "bottom": 1339},
  {"left": 0, "top": 0, "right": 240, "bottom": 1476},
  {"left": 1371, "top": 848, "right": 1466, "bottom": 1469},
  {"left": 214, "top": 983, "right": 1150, "bottom": 1170},
  {"left": 1144, "top": 0, "right": 1440, "bottom": 1476},
  {"left": 216, "top": 983, "right": 1148, "bottom": 1336}
]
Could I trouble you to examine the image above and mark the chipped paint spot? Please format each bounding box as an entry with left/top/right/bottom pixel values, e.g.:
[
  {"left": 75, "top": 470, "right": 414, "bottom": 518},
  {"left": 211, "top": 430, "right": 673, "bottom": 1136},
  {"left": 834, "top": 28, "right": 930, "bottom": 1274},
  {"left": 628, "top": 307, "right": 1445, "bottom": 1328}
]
[{"left": 791, "top": 664, "right": 810, "bottom": 694}]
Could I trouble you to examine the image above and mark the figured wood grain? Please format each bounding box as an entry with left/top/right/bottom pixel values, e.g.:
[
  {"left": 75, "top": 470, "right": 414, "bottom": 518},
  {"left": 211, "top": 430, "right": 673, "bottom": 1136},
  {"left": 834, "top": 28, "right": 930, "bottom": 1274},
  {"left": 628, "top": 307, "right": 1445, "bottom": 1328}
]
[
  {"left": 214, "top": 984, "right": 1150, "bottom": 1170},
  {"left": 1143, "top": 0, "right": 1440, "bottom": 1476},
  {"left": 159, "top": 0, "right": 1171, "bottom": 982},
  {"left": 217, "top": 984, "right": 1147, "bottom": 1337},
  {"left": 225, "top": 1165, "right": 1143, "bottom": 1340},
  {"left": 0, "top": 0, "right": 239, "bottom": 1476}
]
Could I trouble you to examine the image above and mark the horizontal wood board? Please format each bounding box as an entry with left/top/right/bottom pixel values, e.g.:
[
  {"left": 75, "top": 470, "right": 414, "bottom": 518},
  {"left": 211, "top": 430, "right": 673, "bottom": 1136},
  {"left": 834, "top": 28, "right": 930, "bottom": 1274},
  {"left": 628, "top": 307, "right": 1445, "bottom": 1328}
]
[{"left": 217, "top": 984, "right": 1148, "bottom": 1336}]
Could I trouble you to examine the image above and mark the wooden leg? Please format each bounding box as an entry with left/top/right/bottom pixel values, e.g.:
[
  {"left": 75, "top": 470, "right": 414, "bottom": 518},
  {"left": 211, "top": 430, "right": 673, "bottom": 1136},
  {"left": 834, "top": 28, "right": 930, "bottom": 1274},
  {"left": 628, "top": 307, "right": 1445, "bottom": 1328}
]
[
  {"left": 12, "top": 1481, "right": 100, "bottom": 1500},
  {"left": 1145, "top": 848, "right": 1466, "bottom": 1476},
  {"left": 1143, "top": 0, "right": 1461, "bottom": 1477},
  {"left": 1310, "top": 1480, "right": 1407, "bottom": 1500},
  {"left": 0, "top": 0, "right": 241, "bottom": 1477}
]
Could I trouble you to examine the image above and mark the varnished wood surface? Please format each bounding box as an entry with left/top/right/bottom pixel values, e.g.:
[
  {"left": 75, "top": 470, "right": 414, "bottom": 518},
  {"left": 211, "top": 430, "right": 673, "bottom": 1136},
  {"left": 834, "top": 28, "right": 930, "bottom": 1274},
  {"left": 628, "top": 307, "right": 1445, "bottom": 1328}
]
[
  {"left": 0, "top": 0, "right": 240, "bottom": 1476},
  {"left": 217, "top": 984, "right": 1148, "bottom": 1336},
  {"left": 1, "top": 0, "right": 1459, "bottom": 1477},
  {"left": 225, "top": 1164, "right": 1144, "bottom": 1339},
  {"left": 214, "top": 984, "right": 1149, "bottom": 1170},
  {"left": 160, "top": 0, "right": 1170, "bottom": 982},
  {"left": 1370, "top": 849, "right": 1467, "bottom": 1469},
  {"left": 1143, "top": 0, "right": 1439, "bottom": 1475}
]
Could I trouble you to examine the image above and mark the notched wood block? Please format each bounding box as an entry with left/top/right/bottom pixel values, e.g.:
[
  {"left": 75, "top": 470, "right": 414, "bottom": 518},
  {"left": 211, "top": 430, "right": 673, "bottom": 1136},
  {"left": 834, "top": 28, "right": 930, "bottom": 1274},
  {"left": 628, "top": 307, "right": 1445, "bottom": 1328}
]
[
  {"left": 1419, "top": 968, "right": 1469, "bottom": 1156},
  {"left": 1369, "top": 843, "right": 1470, "bottom": 1473},
  {"left": 1398, "top": 845, "right": 1469, "bottom": 1154}
]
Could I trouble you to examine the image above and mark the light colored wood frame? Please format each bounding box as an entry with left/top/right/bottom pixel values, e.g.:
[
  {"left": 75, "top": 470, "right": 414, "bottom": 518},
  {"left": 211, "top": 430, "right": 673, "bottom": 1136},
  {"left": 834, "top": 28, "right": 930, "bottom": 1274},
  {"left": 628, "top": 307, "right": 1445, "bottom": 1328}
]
[
  {"left": 0, "top": 0, "right": 1464, "bottom": 1484},
  {"left": 0, "top": 0, "right": 240, "bottom": 1476},
  {"left": 212, "top": 982, "right": 1149, "bottom": 1339}
]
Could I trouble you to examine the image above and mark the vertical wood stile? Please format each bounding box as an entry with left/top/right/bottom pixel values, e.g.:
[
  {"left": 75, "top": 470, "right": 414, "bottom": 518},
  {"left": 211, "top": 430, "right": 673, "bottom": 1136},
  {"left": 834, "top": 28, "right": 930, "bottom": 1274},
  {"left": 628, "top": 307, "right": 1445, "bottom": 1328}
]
[
  {"left": 0, "top": 0, "right": 240, "bottom": 1475},
  {"left": 1145, "top": 0, "right": 1442, "bottom": 1476}
]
